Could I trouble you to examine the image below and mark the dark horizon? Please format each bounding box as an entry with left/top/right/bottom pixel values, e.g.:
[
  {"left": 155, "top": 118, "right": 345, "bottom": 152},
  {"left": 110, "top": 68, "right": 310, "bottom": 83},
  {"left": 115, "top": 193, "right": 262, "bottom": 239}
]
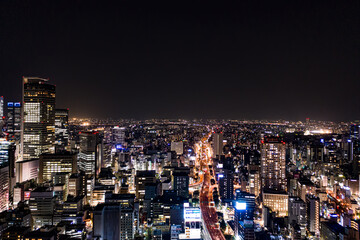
[{"left": 1, "top": 1, "right": 359, "bottom": 121}]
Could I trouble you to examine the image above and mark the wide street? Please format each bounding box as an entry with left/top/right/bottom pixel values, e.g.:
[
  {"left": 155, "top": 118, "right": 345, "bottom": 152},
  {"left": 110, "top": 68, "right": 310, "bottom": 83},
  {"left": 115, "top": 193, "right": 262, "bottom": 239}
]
[{"left": 197, "top": 135, "right": 226, "bottom": 240}]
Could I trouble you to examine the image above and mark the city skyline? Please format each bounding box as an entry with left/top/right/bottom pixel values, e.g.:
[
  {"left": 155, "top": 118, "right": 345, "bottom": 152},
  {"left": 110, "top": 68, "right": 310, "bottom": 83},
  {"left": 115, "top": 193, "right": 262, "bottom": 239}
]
[
  {"left": 1, "top": 1, "right": 360, "bottom": 121},
  {"left": 1, "top": 1, "right": 360, "bottom": 240}
]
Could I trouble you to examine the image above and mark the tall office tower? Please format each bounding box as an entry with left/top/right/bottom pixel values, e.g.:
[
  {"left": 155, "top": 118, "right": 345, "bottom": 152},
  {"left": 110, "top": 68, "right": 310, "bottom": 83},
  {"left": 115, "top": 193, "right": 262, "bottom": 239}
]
[
  {"left": 0, "top": 138, "right": 14, "bottom": 211},
  {"left": 21, "top": 77, "right": 56, "bottom": 161},
  {"left": 173, "top": 168, "right": 190, "bottom": 199},
  {"left": 234, "top": 190, "right": 256, "bottom": 240},
  {"left": 218, "top": 169, "right": 234, "bottom": 202},
  {"left": 288, "top": 197, "right": 306, "bottom": 236},
  {"left": 135, "top": 170, "right": 156, "bottom": 201},
  {"left": 249, "top": 169, "right": 260, "bottom": 197},
  {"left": 235, "top": 190, "right": 256, "bottom": 220},
  {"left": 6, "top": 102, "right": 22, "bottom": 142},
  {"left": 306, "top": 195, "right": 320, "bottom": 235},
  {"left": 78, "top": 131, "right": 102, "bottom": 176},
  {"left": 54, "top": 109, "right": 69, "bottom": 152},
  {"left": 0, "top": 164, "right": 9, "bottom": 212},
  {"left": 38, "top": 153, "right": 77, "bottom": 183},
  {"left": 261, "top": 137, "right": 287, "bottom": 191},
  {"left": 213, "top": 133, "right": 223, "bottom": 158},
  {"left": 112, "top": 126, "right": 126, "bottom": 146}
]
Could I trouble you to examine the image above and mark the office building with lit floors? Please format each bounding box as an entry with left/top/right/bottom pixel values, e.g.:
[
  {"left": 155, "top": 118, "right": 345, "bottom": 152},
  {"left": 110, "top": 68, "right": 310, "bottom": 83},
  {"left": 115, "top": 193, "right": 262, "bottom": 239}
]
[
  {"left": 261, "top": 137, "right": 287, "bottom": 191},
  {"left": 6, "top": 101, "right": 21, "bottom": 142},
  {"left": 112, "top": 126, "right": 126, "bottom": 146},
  {"left": 0, "top": 163, "right": 9, "bottom": 212},
  {"left": 306, "top": 195, "right": 320, "bottom": 236},
  {"left": 288, "top": 197, "right": 306, "bottom": 237},
  {"left": 213, "top": 132, "right": 223, "bottom": 158},
  {"left": 262, "top": 189, "right": 288, "bottom": 217},
  {"left": 173, "top": 167, "right": 190, "bottom": 198},
  {"left": 21, "top": 77, "right": 56, "bottom": 161},
  {"left": 38, "top": 152, "right": 77, "bottom": 183},
  {"left": 218, "top": 169, "right": 234, "bottom": 202},
  {"left": 93, "top": 194, "right": 137, "bottom": 240},
  {"left": 29, "top": 187, "right": 56, "bottom": 229},
  {"left": 135, "top": 170, "right": 156, "bottom": 202},
  {"left": 54, "top": 108, "right": 69, "bottom": 152},
  {"left": 78, "top": 131, "right": 102, "bottom": 176},
  {"left": 234, "top": 190, "right": 255, "bottom": 240}
]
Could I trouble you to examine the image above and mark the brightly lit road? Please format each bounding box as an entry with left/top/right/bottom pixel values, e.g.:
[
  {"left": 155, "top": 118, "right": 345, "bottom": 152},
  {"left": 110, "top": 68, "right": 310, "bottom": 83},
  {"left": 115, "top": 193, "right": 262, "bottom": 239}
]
[{"left": 196, "top": 134, "right": 226, "bottom": 240}]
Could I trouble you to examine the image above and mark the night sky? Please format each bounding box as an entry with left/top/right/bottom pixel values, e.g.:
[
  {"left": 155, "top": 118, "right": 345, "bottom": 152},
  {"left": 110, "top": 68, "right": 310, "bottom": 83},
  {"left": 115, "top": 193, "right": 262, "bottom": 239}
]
[{"left": 0, "top": 1, "right": 359, "bottom": 121}]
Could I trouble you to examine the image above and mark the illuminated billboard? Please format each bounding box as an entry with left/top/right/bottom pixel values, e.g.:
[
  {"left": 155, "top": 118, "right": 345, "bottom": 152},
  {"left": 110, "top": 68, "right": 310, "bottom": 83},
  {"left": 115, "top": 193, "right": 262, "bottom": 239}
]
[
  {"left": 184, "top": 208, "right": 201, "bottom": 222},
  {"left": 235, "top": 202, "right": 246, "bottom": 210}
]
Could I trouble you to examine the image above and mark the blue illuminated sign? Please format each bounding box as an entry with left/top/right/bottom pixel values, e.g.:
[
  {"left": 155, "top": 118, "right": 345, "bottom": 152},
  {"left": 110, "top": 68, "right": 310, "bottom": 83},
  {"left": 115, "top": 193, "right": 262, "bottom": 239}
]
[{"left": 7, "top": 102, "right": 13, "bottom": 107}]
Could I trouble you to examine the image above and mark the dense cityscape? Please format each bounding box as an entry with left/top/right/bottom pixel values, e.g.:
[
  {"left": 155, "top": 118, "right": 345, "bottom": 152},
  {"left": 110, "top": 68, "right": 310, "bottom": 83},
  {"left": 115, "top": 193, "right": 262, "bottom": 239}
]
[{"left": 0, "top": 77, "right": 358, "bottom": 239}]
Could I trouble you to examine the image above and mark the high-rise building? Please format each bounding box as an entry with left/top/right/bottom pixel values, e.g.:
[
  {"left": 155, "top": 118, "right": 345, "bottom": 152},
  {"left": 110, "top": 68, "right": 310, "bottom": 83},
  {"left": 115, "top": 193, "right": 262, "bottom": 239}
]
[
  {"left": 112, "top": 126, "right": 126, "bottom": 146},
  {"left": 135, "top": 170, "right": 156, "bottom": 201},
  {"left": 288, "top": 197, "right": 306, "bottom": 236},
  {"left": 101, "top": 205, "right": 135, "bottom": 240},
  {"left": 38, "top": 152, "right": 77, "bottom": 183},
  {"left": 6, "top": 102, "right": 21, "bottom": 142},
  {"left": 21, "top": 77, "right": 56, "bottom": 161},
  {"left": 173, "top": 168, "right": 190, "bottom": 199},
  {"left": 234, "top": 190, "right": 256, "bottom": 220},
  {"left": 213, "top": 133, "right": 223, "bottom": 158},
  {"left": 29, "top": 187, "right": 56, "bottom": 229},
  {"left": 234, "top": 191, "right": 255, "bottom": 240},
  {"left": 218, "top": 169, "right": 234, "bottom": 202},
  {"left": 54, "top": 109, "right": 69, "bottom": 152},
  {"left": 0, "top": 139, "right": 14, "bottom": 210},
  {"left": 261, "top": 137, "right": 287, "bottom": 191},
  {"left": 306, "top": 195, "right": 320, "bottom": 235},
  {"left": 0, "top": 164, "right": 9, "bottom": 212},
  {"left": 78, "top": 131, "right": 102, "bottom": 176},
  {"left": 248, "top": 169, "right": 260, "bottom": 197}
]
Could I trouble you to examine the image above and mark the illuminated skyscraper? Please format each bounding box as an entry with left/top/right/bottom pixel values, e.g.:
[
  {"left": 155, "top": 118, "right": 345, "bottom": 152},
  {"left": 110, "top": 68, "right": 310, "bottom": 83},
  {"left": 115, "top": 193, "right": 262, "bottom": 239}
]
[
  {"left": 78, "top": 131, "right": 102, "bottom": 176},
  {"left": 0, "top": 164, "right": 9, "bottom": 212},
  {"left": 21, "top": 77, "right": 56, "bottom": 161},
  {"left": 112, "top": 126, "right": 126, "bottom": 146},
  {"left": 0, "top": 138, "right": 10, "bottom": 212},
  {"left": 306, "top": 195, "right": 320, "bottom": 235},
  {"left": 218, "top": 169, "right": 234, "bottom": 202},
  {"left": 261, "top": 137, "right": 287, "bottom": 191},
  {"left": 213, "top": 133, "right": 223, "bottom": 158},
  {"left": 55, "top": 109, "right": 69, "bottom": 152},
  {"left": 6, "top": 102, "right": 21, "bottom": 142}
]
